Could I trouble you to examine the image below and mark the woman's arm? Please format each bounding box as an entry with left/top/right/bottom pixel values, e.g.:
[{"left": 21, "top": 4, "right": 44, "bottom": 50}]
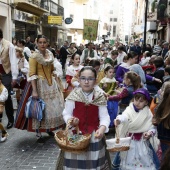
[{"left": 31, "top": 79, "right": 38, "bottom": 98}]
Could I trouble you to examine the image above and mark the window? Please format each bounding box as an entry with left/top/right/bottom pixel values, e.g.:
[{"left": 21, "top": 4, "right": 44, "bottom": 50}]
[
  {"left": 110, "top": 10, "right": 113, "bottom": 14},
  {"left": 114, "top": 18, "right": 117, "bottom": 22},
  {"left": 113, "top": 26, "right": 116, "bottom": 37}
]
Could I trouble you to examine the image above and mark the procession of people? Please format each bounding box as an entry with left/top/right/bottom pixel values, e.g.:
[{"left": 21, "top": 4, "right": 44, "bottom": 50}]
[{"left": 1, "top": 27, "right": 170, "bottom": 169}]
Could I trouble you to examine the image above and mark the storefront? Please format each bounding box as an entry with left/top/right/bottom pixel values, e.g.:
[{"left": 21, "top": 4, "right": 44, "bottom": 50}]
[{"left": 13, "top": 9, "right": 40, "bottom": 42}]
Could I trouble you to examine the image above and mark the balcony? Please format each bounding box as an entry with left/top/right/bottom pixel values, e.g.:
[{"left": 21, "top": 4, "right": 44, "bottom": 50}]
[
  {"left": 13, "top": 0, "right": 49, "bottom": 16},
  {"left": 50, "top": 1, "right": 64, "bottom": 17},
  {"left": 157, "top": 0, "right": 168, "bottom": 20}
]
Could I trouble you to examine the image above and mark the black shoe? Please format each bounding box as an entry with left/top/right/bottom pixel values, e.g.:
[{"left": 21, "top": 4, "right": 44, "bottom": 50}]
[
  {"left": 7, "top": 122, "right": 13, "bottom": 129},
  {"left": 47, "top": 131, "right": 55, "bottom": 137}
]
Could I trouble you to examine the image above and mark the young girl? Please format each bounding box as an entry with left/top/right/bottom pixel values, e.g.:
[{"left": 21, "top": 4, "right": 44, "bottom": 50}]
[
  {"left": 114, "top": 88, "right": 160, "bottom": 170},
  {"left": 115, "top": 52, "right": 138, "bottom": 83},
  {"left": 154, "top": 84, "right": 170, "bottom": 158},
  {"left": 99, "top": 66, "right": 118, "bottom": 127},
  {"left": 109, "top": 71, "right": 142, "bottom": 114},
  {"left": 14, "top": 47, "right": 29, "bottom": 103},
  {"left": 65, "top": 53, "right": 83, "bottom": 90},
  {"left": 99, "top": 66, "right": 117, "bottom": 95},
  {"left": 61, "top": 66, "right": 110, "bottom": 169}
]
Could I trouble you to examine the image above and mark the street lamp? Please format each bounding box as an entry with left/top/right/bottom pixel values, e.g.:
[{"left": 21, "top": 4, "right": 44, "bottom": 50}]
[{"left": 143, "top": 0, "right": 149, "bottom": 52}]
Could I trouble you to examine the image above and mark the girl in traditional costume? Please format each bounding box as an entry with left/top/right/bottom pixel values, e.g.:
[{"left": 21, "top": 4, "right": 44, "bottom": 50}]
[
  {"left": 99, "top": 66, "right": 118, "bottom": 127},
  {"left": 14, "top": 47, "right": 29, "bottom": 103},
  {"left": 61, "top": 66, "right": 111, "bottom": 169},
  {"left": 15, "top": 35, "right": 65, "bottom": 142},
  {"left": 65, "top": 53, "right": 83, "bottom": 91},
  {"left": 114, "top": 88, "right": 160, "bottom": 170},
  {"left": 109, "top": 71, "right": 142, "bottom": 114}
]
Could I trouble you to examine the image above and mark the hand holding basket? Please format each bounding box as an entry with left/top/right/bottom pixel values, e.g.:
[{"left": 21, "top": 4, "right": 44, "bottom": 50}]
[
  {"left": 55, "top": 119, "right": 91, "bottom": 154},
  {"left": 106, "top": 127, "right": 131, "bottom": 152}
]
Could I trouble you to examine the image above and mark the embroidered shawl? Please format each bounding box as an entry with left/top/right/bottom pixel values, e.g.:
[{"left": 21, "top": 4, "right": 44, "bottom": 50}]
[{"left": 66, "top": 88, "right": 107, "bottom": 106}]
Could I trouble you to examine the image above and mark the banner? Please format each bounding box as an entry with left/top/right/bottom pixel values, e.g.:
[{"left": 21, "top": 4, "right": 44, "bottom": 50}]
[{"left": 83, "top": 19, "right": 99, "bottom": 41}]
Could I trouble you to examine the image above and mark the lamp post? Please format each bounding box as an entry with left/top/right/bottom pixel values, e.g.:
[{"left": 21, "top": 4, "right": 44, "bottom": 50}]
[{"left": 143, "top": 0, "right": 149, "bottom": 52}]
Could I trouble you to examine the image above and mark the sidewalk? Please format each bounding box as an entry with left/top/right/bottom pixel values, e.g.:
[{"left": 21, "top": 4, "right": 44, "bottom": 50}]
[{"left": 0, "top": 111, "right": 115, "bottom": 170}]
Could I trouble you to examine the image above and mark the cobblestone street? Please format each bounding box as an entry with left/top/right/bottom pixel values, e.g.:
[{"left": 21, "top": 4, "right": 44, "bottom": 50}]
[{"left": 0, "top": 111, "right": 115, "bottom": 170}]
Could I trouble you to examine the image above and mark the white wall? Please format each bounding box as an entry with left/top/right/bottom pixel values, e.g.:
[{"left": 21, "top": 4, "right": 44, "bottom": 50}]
[{"left": 0, "top": 0, "right": 12, "bottom": 41}]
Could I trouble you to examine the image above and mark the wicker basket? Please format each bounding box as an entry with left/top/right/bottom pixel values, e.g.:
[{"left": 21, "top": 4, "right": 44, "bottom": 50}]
[
  {"left": 55, "top": 120, "right": 91, "bottom": 154},
  {"left": 0, "top": 104, "right": 4, "bottom": 113},
  {"left": 106, "top": 127, "right": 131, "bottom": 152}
]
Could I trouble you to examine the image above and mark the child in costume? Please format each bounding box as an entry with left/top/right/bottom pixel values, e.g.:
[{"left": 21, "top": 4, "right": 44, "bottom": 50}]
[
  {"left": 154, "top": 84, "right": 170, "bottom": 158},
  {"left": 14, "top": 47, "right": 29, "bottom": 102},
  {"left": 99, "top": 66, "right": 118, "bottom": 127},
  {"left": 109, "top": 71, "right": 142, "bottom": 114},
  {"left": 62, "top": 66, "right": 110, "bottom": 169},
  {"left": 114, "top": 88, "right": 160, "bottom": 170},
  {"left": 0, "top": 73, "right": 8, "bottom": 142},
  {"left": 65, "top": 53, "right": 83, "bottom": 91}
]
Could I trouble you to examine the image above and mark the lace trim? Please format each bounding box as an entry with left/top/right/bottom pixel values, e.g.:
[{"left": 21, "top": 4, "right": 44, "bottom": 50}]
[
  {"left": 30, "top": 49, "right": 54, "bottom": 66},
  {"left": 27, "top": 75, "right": 38, "bottom": 81}
]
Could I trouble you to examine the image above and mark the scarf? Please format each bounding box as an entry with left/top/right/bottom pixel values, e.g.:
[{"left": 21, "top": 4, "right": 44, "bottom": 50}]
[
  {"left": 66, "top": 88, "right": 107, "bottom": 106},
  {"left": 30, "top": 49, "right": 54, "bottom": 66},
  {"left": 118, "top": 103, "right": 153, "bottom": 137}
]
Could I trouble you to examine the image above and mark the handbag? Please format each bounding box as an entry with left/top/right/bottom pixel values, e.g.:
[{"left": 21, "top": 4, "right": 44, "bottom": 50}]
[
  {"left": 25, "top": 96, "right": 45, "bottom": 121},
  {"left": 106, "top": 127, "right": 131, "bottom": 152}
]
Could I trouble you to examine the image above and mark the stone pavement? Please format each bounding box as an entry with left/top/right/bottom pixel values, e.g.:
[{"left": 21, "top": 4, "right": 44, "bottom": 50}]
[{"left": 0, "top": 111, "right": 115, "bottom": 170}]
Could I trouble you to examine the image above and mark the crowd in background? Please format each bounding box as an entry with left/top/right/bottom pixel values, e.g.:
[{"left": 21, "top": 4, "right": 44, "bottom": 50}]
[{"left": 1, "top": 32, "right": 170, "bottom": 169}]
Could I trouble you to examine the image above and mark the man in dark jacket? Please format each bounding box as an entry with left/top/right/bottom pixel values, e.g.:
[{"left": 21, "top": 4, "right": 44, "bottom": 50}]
[
  {"left": 59, "top": 41, "right": 69, "bottom": 70},
  {"left": 25, "top": 35, "right": 35, "bottom": 51},
  {"left": 130, "top": 40, "right": 142, "bottom": 63}
]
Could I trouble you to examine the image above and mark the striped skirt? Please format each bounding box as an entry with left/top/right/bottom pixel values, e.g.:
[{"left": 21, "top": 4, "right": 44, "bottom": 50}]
[{"left": 63, "top": 134, "right": 110, "bottom": 170}]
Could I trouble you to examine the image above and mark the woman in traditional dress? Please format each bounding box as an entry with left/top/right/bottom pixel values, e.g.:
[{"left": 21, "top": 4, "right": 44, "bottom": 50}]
[
  {"left": 15, "top": 35, "right": 65, "bottom": 142},
  {"left": 65, "top": 43, "right": 77, "bottom": 70}
]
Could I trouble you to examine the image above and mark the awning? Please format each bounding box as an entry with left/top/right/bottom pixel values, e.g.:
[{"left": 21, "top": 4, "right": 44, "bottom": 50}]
[{"left": 14, "top": 0, "right": 49, "bottom": 16}]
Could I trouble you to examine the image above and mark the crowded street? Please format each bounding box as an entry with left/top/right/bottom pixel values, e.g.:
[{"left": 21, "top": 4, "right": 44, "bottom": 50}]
[
  {"left": 0, "top": 109, "right": 115, "bottom": 169},
  {"left": 0, "top": 0, "right": 170, "bottom": 170}
]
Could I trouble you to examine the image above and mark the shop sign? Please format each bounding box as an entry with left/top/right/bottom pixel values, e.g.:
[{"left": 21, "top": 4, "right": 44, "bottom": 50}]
[
  {"left": 65, "top": 17, "right": 73, "bottom": 24},
  {"left": 48, "top": 16, "right": 62, "bottom": 24},
  {"left": 14, "top": 9, "right": 40, "bottom": 24},
  {"left": 83, "top": 19, "right": 99, "bottom": 41}
]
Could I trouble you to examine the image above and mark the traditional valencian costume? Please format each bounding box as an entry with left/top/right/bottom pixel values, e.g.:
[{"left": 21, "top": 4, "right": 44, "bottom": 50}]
[
  {"left": 66, "top": 65, "right": 83, "bottom": 90},
  {"left": 99, "top": 77, "right": 118, "bottom": 127},
  {"left": 61, "top": 88, "right": 110, "bottom": 170},
  {"left": 113, "top": 89, "right": 160, "bottom": 170},
  {"left": 15, "top": 49, "right": 65, "bottom": 132}
]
